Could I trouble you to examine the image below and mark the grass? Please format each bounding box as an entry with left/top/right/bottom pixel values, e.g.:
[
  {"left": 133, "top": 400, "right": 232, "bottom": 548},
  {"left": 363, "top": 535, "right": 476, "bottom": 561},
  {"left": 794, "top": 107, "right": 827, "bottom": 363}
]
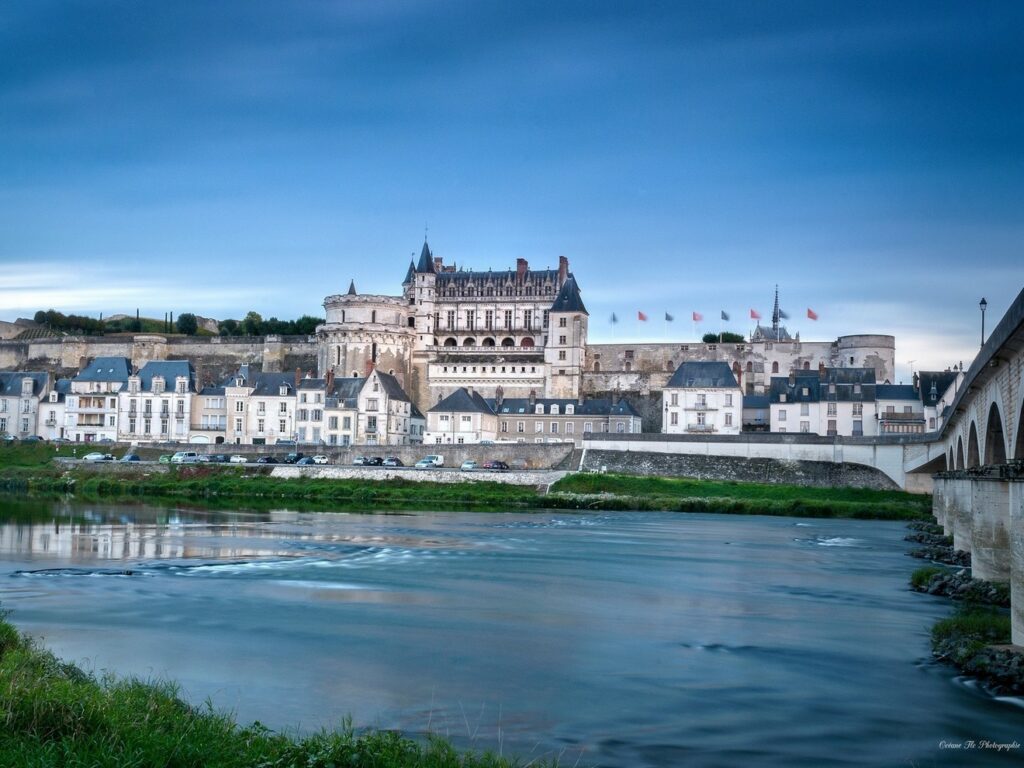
[
  {"left": 1, "top": 442, "right": 933, "bottom": 520},
  {"left": 0, "top": 609, "right": 542, "bottom": 768},
  {"left": 931, "top": 604, "right": 1012, "bottom": 665},
  {"left": 910, "top": 566, "right": 945, "bottom": 589}
]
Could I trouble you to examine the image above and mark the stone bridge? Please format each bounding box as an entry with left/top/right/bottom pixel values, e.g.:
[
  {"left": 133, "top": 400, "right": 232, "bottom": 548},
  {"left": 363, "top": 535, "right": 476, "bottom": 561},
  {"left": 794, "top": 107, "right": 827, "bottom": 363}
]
[{"left": 926, "top": 285, "right": 1024, "bottom": 643}]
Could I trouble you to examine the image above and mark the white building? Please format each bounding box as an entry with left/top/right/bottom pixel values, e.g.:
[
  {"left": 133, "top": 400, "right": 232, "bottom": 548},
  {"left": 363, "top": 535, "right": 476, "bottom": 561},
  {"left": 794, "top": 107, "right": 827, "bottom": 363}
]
[
  {"left": 38, "top": 379, "right": 71, "bottom": 440},
  {"left": 357, "top": 368, "right": 419, "bottom": 445},
  {"left": 488, "top": 391, "right": 641, "bottom": 445},
  {"left": 118, "top": 361, "right": 194, "bottom": 443},
  {"left": 662, "top": 362, "right": 742, "bottom": 435},
  {"left": 0, "top": 371, "right": 50, "bottom": 439},
  {"left": 66, "top": 357, "right": 131, "bottom": 442},
  {"left": 190, "top": 380, "right": 228, "bottom": 445},
  {"left": 424, "top": 387, "right": 497, "bottom": 445},
  {"left": 769, "top": 368, "right": 877, "bottom": 437}
]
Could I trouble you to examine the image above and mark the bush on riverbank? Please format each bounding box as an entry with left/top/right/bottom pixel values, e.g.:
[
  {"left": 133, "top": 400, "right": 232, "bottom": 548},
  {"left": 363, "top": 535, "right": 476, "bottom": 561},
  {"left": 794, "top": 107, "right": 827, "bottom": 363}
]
[
  {"left": 0, "top": 610, "right": 539, "bottom": 768},
  {"left": 911, "top": 566, "right": 945, "bottom": 589},
  {"left": 931, "top": 604, "right": 1011, "bottom": 666}
]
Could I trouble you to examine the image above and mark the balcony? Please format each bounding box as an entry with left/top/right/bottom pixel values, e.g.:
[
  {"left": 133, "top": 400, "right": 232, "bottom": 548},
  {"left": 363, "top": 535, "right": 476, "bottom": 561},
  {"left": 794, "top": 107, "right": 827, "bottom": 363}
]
[
  {"left": 878, "top": 412, "right": 925, "bottom": 422},
  {"left": 686, "top": 424, "right": 717, "bottom": 433},
  {"left": 684, "top": 404, "right": 717, "bottom": 412},
  {"left": 44, "top": 419, "right": 57, "bottom": 426}
]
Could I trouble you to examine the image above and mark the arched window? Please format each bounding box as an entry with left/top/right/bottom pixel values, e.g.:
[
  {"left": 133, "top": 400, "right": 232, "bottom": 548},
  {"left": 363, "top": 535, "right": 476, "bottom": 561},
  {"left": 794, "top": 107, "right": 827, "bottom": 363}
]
[
  {"left": 501, "top": 337, "right": 515, "bottom": 347},
  {"left": 463, "top": 338, "right": 476, "bottom": 346},
  {"left": 594, "top": 362, "right": 601, "bottom": 372},
  {"left": 772, "top": 361, "right": 779, "bottom": 374},
  {"left": 371, "top": 342, "right": 377, "bottom": 362},
  {"left": 521, "top": 338, "right": 535, "bottom": 348},
  {"left": 803, "top": 361, "right": 810, "bottom": 370},
  {"left": 336, "top": 347, "right": 341, "bottom": 366},
  {"left": 371, "top": 310, "right": 376, "bottom": 323},
  {"left": 625, "top": 362, "right": 632, "bottom": 372},
  {"left": 443, "top": 337, "right": 457, "bottom": 347},
  {"left": 482, "top": 337, "right": 496, "bottom": 347}
]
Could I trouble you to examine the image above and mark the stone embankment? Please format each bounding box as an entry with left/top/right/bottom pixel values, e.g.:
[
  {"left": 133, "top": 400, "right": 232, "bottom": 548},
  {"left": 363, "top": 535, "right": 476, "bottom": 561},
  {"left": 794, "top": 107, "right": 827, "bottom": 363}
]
[
  {"left": 906, "top": 522, "right": 971, "bottom": 567},
  {"left": 270, "top": 466, "right": 566, "bottom": 488},
  {"left": 911, "top": 567, "right": 1010, "bottom": 607}
]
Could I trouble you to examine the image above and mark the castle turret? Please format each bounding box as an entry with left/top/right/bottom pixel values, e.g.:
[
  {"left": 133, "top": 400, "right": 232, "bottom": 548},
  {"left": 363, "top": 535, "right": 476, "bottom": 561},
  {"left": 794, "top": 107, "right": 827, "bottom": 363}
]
[{"left": 544, "top": 274, "right": 588, "bottom": 399}]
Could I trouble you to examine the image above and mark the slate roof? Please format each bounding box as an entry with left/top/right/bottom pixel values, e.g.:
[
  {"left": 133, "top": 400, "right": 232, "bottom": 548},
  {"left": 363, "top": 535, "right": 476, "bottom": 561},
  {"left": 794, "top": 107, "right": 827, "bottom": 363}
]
[
  {"left": 742, "top": 395, "right": 771, "bottom": 409},
  {"left": 135, "top": 361, "right": 194, "bottom": 393},
  {"left": 0, "top": 371, "right": 49, "bottom": 397},
  {"left": 550, "top": 276, "right": 588, "bottom": 314},
  {"left": 666, "top": 361, "right": 739, "bottom": 389},
  {"left": 409, "top": 404, "right": 425, "bottom": 420},
  {"left": 918, "top": 371, "right": 959, "bottom": 406},
  {"left": 402, "top": 260, "right": 415, "bottom": 285},
  {"left": 415, "top": 240, "right": 435, "bottom": 274},
  {"left": 374, "top": 371, "right": 411, "bottom": 403},
  {"left": 488, "top": 396, "right": 640, "bottom": 417},
  {"left": 769, "top": 368, "right": 876, "bottom": 404},
  {"left": 347, "top": 280, "right": 357, "bottom": 296},
  {"left": 250, "top": 372, "right": 296, "bottom": 397},
  {"left": 429, "top": 387, "right": 494, "bottom": 414},
  {"left": 876, "top": 384, "right": 918, "bottom": 401},
  {"left": 75, "top": 357, "right": 131, "bottom": 383}
]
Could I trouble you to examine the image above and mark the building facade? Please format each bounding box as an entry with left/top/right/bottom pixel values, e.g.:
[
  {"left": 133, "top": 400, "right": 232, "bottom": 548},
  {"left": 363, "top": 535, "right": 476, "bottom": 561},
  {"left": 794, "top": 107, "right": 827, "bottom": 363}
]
[
  {"left": 661, "top": 362, "right": 743, "bottom": 435},
  {"left": 769, "top": 368, "right": 878, "bottom": 437}
]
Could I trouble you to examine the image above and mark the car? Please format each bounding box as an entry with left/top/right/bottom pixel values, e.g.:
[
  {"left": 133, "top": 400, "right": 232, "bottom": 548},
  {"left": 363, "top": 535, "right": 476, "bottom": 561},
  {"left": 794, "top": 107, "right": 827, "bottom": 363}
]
[
  {"left": 255, "top": 455, "right": 278, "bottom": 464},
  {"left": 352, "top": 456, "right": 369, "bottom": 466},
  {"left": 276, "top": 439, "right": 297, "bottom": 446},
  {"left": 82, "top": 452, "right": 112, "bottom": 462},
  {"left": 96, "top": 437, "right": 115, "bottom": 444},
  {"left": 0, "top": 434, "right": 16, "bottom": 443},
  {"left": 159, "top": 454, "right": 173, "bottom": 464},
  {"left": 21, "top": 435, "right": 44, "bottom": 443},
  {"left": 229, "top": 455, "right": 248, "bottom": 463},
  {"left": 382, "top": 457, "right": 404, "bottom": 467},
  {"left": 364, "top": 456, "right": 384, "bottom": 466},
  {"left": 415, "top": 454, "right": 444, "bottom": 469},
  {"left": 51, "top": 437, "right": 71, "bottom": 443},
  {"left": 283, "top": 452, "right": 305, "bottom": 464},
  {"left": 296, "top": 456, "right": 316, "bottom": 465},
  {"left": 208, "top": 454, "right": 229, "bottom": 463},
  {"left": 170, "top": 451, "right": 200, "bottom": 464},
  {"left": 460, "top": 460, "right": 479, "bottom": 472},
  {"left": 311, "top": 455, "right": 329, "bottom": 465},
  {"left": 197, "top": 454, "right": 211, "bottom": 463},
  {"left": 482, "top": 460, "right": 510, "bottom": 471},
  {"left": 119, "top": 454, "right": 141, "bottom": 462}
]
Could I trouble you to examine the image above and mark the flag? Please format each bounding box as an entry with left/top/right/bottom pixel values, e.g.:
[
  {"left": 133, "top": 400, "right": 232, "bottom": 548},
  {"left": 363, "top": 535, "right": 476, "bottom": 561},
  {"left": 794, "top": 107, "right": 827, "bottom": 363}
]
[
  {"left": 779, "top": 309, "right": 790, "bottom": 320},
  {"left": 750, "top": 308, "right": 761, "bottom": 320},
  {"left": 692, "top": 311, "right": 703, "bottom": 322},
  {"left": 638, "top": 311, "right": 648, "bottom": 322},
  {"left": 665, "top": 312, "right": 674, "bottom": 322},
  {"left": 610, "top": 313, "right": 618, "bottom": 324},
  {"left": 807, "top": 308, "right": 818, "bottom": 321},
  {"left": 721, "top": 310, "right": 730, "bottom": 322}
]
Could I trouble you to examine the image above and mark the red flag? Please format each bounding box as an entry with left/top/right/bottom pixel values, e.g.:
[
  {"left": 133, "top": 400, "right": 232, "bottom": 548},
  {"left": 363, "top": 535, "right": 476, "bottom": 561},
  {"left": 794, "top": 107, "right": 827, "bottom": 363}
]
[
  {"left": 637, "top": 311, "right": 648, "bottom": 322},
  {"left": 692, "top": 311, "right": 703, "bottom": 322},
  {"left": 807, "top": 308, "right": 818, "bottom": 321},
  {"left": 750, "top": 308, "right": 761, "bottom": 320}
]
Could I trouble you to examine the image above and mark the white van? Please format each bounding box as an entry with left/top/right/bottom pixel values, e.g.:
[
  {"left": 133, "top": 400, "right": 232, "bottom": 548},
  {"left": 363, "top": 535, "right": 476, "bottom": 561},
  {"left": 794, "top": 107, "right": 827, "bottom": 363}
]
[
  {"left": 170, "top": 451, "right": 200, "bottom": 464},
  {"left": 414, "top": 455, "right": 444, "bottom": 468}
]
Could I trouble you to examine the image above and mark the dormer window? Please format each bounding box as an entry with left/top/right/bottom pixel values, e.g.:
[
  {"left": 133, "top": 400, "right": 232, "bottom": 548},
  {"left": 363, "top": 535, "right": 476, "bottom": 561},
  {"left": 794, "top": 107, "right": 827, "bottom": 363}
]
[
  {"left": 780, "top": 394, "right": 787, "bottom": 403},
  {"left": 566, "top": 404, "right": 574, "bottom": 415},
  {"left": 535, "top": 404, "right": 544, "bottom": 414},
  {"left": 21, "top": 378, "right": 33, "bottom": 396},
  {"left": 550, "top": 404, "right": 559, "bottom": 415},
  {"left": 853, "top": 384, "right": 861, "bottom": 395},
  {"left": 129, "top": 379, "right": 140, "bottom": 395},
  {"left": 801, "top": 387, "right": 808, "bottom": 396},
  {"left": 153, "top": 377, "right": 165, "bottom": 394},
  {"left": 279, "top": 385, "right": 288, "bottom": 397},
  {"left": 176, "top": 380, "right": 187, "bottom": 394}
]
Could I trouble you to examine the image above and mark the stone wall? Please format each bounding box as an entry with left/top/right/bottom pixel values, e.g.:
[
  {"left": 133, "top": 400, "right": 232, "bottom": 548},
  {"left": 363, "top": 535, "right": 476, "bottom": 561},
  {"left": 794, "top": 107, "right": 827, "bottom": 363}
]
[{"left": 580, "top": 449, "right": 899, "bottom": 490}]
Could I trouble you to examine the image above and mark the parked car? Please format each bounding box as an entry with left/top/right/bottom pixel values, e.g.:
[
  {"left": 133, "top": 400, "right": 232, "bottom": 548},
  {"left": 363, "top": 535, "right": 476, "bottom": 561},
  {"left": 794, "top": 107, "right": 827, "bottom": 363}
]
[
  {"left": 296, "top": 456, "right": 316, "bottom": 465},
  {"left": 158, "top": 454, "right": 173, "bottom": 464},
  {"left": 228, "top": 455, "right": 248, "bottom": 463},
  {"left": 482, "top": 460, "right": 510, "bottom": 471},
  {"left": 383, "top": 457, "right": 404, "bottom": 467},
  {"left": 255, "top": 455, "right": 278, "bottom": 464},
  {"left": 283, "top": 452, "right": 305, "bottom": 464},
  {"left": 415, "top": 454, "right": 444, "bottom": 469},
  {"left": 21, "top": 435, "right": 44, "bottom": 443},
  {"left": 311, "top": 455, "right": 329, "bottom": 465},
  {"left": 352, "top": 456, "right": 369, "bottom": 466},
  {"left": 460, "top": 460, "right": 479, "bottom": 472},
  {"left": 364, "top": 456, "right": 384, "bottom": 466},
  {"left": 207, "top": 454, "right": 229, "bottom": 463},
  {"left": 83, "top": 452, "right": 112, "bottom": 462},
  {"left": 197, "top": 454, "right": 211, "bottom": 463},
  {"left": 96, "top": 437, "right": 114, "bottom": 444},
  {"left": 170, "top": 451, "right": 200, "bottom": 464},
  {"left": 120, "top": 454, "right": 141, "bottom": 462}
]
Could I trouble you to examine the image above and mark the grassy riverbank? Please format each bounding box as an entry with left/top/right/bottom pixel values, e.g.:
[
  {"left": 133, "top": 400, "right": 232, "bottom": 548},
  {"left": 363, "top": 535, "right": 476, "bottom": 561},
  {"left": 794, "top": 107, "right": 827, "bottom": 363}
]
[
  {"left": 0, "top": 442, "right": 930, "bottom": 519},
  {"left": 0, "top": 610, "right": 532, "bottom": 768}
]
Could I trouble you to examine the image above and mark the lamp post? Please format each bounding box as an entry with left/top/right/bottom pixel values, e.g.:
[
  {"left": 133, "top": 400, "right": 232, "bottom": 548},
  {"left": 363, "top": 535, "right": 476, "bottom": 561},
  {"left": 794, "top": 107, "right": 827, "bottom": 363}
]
[{"left": 979, "top": 297, "right": 988, "bottom": 350}]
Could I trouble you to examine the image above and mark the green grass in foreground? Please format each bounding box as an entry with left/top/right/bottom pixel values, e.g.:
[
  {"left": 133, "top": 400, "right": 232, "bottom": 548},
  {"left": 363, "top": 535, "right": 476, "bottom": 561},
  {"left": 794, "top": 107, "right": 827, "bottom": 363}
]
[
  {"left": 911, "top": 566, "right": 946, "bottom": 589},
  {"left": 931, "top": 604, "right": 1012, "bottom": 665},
  {"left": 0, "top": 610, "right": 538, "bottom": 768}
]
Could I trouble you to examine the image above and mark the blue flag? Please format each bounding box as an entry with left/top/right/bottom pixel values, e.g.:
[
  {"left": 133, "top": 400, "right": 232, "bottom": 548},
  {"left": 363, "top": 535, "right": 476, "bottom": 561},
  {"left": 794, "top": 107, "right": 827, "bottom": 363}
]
[
  {"left": 665, "top": 312, "right": 674, "bottom": 322},
  {"left": 721, "top": 310, "right": 730, "bottom": 321}
]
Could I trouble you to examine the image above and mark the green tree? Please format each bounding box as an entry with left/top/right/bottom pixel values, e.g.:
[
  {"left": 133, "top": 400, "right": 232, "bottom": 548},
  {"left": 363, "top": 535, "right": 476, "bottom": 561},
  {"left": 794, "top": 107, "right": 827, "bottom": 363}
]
[
  {"left": 703, "top": 331, "right": 745, "bottom": 343},
  {"left": 176, "top": 313, "right": 198, "bottom": 335},
  {"left": 293, "top": 315, "right": 323, "bottom": 335},
  {"left": 219, "top": 318, "right": 239, "bottom": 336},
  {"left": 241, "top": 311, "right": 263, "bottom": 336}
]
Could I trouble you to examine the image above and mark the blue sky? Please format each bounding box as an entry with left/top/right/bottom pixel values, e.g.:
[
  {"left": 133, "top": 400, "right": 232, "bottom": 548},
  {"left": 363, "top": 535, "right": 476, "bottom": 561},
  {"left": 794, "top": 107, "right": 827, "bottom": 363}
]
[{"left": 1, "top": 1, "right": 1021, "bottom": 381}]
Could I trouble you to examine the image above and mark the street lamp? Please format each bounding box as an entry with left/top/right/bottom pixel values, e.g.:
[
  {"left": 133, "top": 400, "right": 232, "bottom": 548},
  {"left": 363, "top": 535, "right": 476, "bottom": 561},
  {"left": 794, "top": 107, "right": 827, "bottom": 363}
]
[{"left": 979, "top": 298, "right": 988, "bottom": 350}]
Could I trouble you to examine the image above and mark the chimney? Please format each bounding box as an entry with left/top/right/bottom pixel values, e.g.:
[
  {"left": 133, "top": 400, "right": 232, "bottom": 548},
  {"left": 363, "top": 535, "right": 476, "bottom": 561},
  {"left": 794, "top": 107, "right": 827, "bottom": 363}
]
[
  {"left": 558, "top": 255, "right": 568, "bottom": 285},
  {"left": 433, "top": 256, "right": 443, "bottom": 271},
  {"left": 788, "top": 371, "right": 796, "bottom": 387},
  {"left": 818, "top": 361, "right": 826, "bottom": 379},
  {"left": 516, "top": 258, "right": 528, "bottom": 281},
  {"left": 295, "top": 368, "right": 301, "bottom": 389},
  {"left": 495, "top": 385, "right": 504, "bottom": 409},
  {"left": 912, "top": 371, "right": 920, "bottom": 392},
  {"left": 528, "top": 388, "right": 536, "bottom": 408},
  {"left": 326, "top": 368, "right": 334, "bottom": 393}
]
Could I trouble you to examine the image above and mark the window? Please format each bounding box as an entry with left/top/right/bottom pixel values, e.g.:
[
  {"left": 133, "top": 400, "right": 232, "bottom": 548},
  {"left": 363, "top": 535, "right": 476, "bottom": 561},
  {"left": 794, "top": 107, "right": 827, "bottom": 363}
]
[
  {"left": 566, "top": 422, "right": 574, "bottom": 434},
  {"left": 829, "top": 384, "right": 836, "bottom": 395},
  {"left": 466, "top": 310, "right": 475, "bottom": 329},
  {"left": 559, "top": 317, "right": 567, "bottom": 327},
  {"left": 584, "top": 421, "right": 592, "bottom": 432},
  {"left": 725, "top": 394, "right": 733, "bottom": 407},
  {"left": 904, "top": 405, "right": 913, "bottom": 414},
  {"left": 258, "top": 419, "right": 265, "bottom": 432},
  {"left": 854, "top": 384, "right": 861, "bottom": 395},
  {"left": 616, "top": 422, "right": 625, "bottom": 433},
  {"left": 558, "top": 335, "right": 566, "bottom": 345},
  {"left": 485, "top": 310, "right": 493, "bottom": 329},
  {"left": 772, "top": 362, "right": 779, "bottom": 373},
  {"left": 367, "top": 398, "right": 379, "bottom": 412},
  {"left": 827, "top": 419, "right": 837, "bottom": 435},
  {"left": 446, "top": 310, "right": 455, "bottom": 328},
  {"left": 725, "top": 413, "right": 733, "bottom": 426},
  {"left": 160, "top": 418, "right": 168, "bottom": 435},
  {"left": 235, "top": 401, "right": 244, "bottom": 412},
  {"left": 801, "top": 387, "right": 809, "bottom": 396},
  {"left": 827, "top": 402, "right": 837, "bottom": 416},
  {"left": 517, "top": 421, "right": 524, "bottom": 432},
  {"left": 800, "top": 420, "right": 810, "bottom": 433},
  {"left": 670, "top": 412, "right": 678, "bottom": 426},
  {"left": 696, "top": 412, "right": 706, "bottom": 426},
  {"left": 696, "top": 394, "right": 707, "bottom": 407},
  {"left": 670, "top": 393, "right": 678, "bottom": 406},
  {"left": 929, "top": 417, "right": 936, "bottom": 430},
  {"left": 524, "top": 310, "right": 532, "bottom": 328},
  {"left": 235, "top": 418, "right": 242, "bottom": 433},
  {"left": 342, "top": 416, "right": 352, "bottom": 429},
  {"left": 279, "top": 402, "right": 287, "bottom": 415},
  {"left": 504, "top": 310, "right": 513, "bottom": 328},
  {"left": 500, "top": 421, "right": 508, "bottom": 432},
  {"left": 779, "top": 409, "right": 787, "bottom": 422},
  {"left": 558, "top": 351, "right": 566, "bottom": 361},
  {"left": 779, "top": 394, "right": 787, "bottom": 403},
  {"left": 800, "top": 403, "right": 809, "bottom": 416},
  {"left": 852, "top": 403, "right": 862, "bottom": 416},
  {"left": 551, "top": 404, "right": 559, "bottom": 415},
  {"left": 461, "top": 415, "right": 471, "bottom": 423},
  {"left": 535, "top": 422, "right": 544, "bottom": 433}
]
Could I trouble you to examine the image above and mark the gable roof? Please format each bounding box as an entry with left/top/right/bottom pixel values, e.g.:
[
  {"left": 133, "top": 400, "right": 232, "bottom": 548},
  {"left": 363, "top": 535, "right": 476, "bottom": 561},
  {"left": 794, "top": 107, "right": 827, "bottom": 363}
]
[
  {"left": 769, "top": 368, "right": 876, "bottom": 403},
  {"left": 918, "top": 370, "right": 959, "bottom": 406},
  {"left": 550, "top": 275, "right": 588, "bottom": 314},
  {"left": 876, "top": 384, "right": 918, "bottom": 401},
  {"left": 250, "top": 372, "right": 296, "bottom": 397},
  {"left": 429, "top": 387, "right": 494, "bottom": 414},
  {"left": 0, "top": 371, "right": 49, "bottom": 398},
  {"left": 409, "top": 403, "right": 425, "bottom": 420},
  {"left": 742, "top": 394, "right": 771, "bottom": 409},
  {"left": 487, "top": 396, "right": 639, "bottom": 417},
  {"left": 75, "top": 357, "right": 131, "bottom": 383},
  {"left": 372, "top": 371, "right": 411, "bottom": 403},
  {"left": 666, "top": 361, "right": 739, "bottom": 389}
]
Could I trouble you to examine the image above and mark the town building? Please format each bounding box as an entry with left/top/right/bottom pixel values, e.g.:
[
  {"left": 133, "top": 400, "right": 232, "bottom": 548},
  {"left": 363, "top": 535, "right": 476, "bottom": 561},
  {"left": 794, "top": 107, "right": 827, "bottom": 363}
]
[
  {"left": 0, "top": 371, "right": 50, "bottom": 439},
  {"left": 65, "top": 357, "right": 130, "bottom": 442},
  {"left": 768, "top": 368, "right": 877, "bottom": 437},
  {"left": 38, "top": 379, "right": 71, "bottom": 441},
  {"left": 424, "top": 388, "right": 497, "bottom": 445},
  {"left": 118, "top": 361, "right": 195, "bottom": 443},
  {"left": 661, "top": 361, "right": 743, "bottom": 435},
  {"left": 741, "top": 394, "right": 770, "bottom": 432},
  {"left": 488, "top": 391, "right": 641, "bottom": 444}
]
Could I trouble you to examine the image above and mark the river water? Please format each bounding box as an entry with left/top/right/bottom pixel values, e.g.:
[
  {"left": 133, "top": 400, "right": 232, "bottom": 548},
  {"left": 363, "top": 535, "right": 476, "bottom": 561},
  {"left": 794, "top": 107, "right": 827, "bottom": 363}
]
[{"left": 1, "top": 497, "right": 1022, "bottom": 767}]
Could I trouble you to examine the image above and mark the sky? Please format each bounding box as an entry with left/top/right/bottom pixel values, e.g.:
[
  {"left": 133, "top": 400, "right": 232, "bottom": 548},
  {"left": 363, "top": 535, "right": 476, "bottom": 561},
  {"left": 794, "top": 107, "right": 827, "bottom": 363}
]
[{"left": 1, "top": 0, "right": 1022, "bottom": 382}]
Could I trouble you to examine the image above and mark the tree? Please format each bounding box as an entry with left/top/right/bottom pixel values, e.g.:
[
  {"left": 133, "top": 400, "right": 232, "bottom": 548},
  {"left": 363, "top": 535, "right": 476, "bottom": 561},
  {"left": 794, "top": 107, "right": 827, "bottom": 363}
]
[
  {"left": 176, "top": 313, "right": 198, "bottom": 335},
  {"left": 293, "top": 315, "right": 322, "bottom": 335},
  {"left": 219, "top": 319, "right": 239, "bottom": 336},
  {"left": 242, "top": 311, "right": 264, "bottom": 336},
  {"left": 703, "top": 331, "right": 745, "bottom": 343}
]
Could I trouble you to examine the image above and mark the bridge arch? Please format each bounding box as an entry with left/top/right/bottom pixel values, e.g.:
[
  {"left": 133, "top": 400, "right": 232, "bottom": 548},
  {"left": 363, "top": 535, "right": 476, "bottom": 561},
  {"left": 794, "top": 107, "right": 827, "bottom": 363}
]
[
  {"left": 984, "top": 401, "right": 1007, "bottom": 465},
  {"left": 956, "top": 435, "right": 965, "bottom": 470},
  {"left": 966, "top": 421, "right": 981, "bottom": 468},
  {"left": 947, "top": 446, "right": 954, "bottom": 470},
  {"left": 1016, "top": 400, "right": 1024, "bottom": 460}
]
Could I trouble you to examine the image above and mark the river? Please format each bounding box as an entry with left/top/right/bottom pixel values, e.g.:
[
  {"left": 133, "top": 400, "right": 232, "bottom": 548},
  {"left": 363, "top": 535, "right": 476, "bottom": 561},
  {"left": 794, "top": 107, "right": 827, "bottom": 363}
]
[{"left": 0, "top": 497, "right": 1021, "bottom": 767}]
